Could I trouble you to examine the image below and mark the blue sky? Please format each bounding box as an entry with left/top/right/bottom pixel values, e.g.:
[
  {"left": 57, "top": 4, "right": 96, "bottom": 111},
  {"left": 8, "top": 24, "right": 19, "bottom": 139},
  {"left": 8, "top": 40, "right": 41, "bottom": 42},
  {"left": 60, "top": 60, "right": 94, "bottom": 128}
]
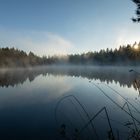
[{"left": 0, "top": 0, "right": 139, "bottom": 56}]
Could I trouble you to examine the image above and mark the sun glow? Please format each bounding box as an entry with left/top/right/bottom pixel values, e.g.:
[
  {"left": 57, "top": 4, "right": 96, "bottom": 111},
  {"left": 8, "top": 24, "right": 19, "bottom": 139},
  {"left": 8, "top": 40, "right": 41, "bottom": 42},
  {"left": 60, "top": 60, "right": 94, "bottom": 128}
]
[{"left": 134, "top": 44, "right": 139, "bottom": 50}]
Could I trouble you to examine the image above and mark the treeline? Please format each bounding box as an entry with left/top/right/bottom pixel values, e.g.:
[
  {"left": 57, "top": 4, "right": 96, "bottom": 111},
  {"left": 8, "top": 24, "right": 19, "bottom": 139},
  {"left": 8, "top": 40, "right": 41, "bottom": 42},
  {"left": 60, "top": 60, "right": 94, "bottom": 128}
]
[
  {"left": 0, "top": 42, "right": 140, "bottom": 67},
  {"left": 47, "top": 42, "right": 140, "bottom": 65},
  {"left": 0, "top": 47, "right": 43, "bottom": 67}
]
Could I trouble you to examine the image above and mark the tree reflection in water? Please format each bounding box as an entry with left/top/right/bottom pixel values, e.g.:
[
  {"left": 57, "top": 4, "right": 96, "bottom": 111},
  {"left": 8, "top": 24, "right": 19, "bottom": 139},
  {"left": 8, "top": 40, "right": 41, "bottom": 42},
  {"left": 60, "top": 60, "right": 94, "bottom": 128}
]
[{"left": 0, "top": 66, "right": 139, "bottom": 90}]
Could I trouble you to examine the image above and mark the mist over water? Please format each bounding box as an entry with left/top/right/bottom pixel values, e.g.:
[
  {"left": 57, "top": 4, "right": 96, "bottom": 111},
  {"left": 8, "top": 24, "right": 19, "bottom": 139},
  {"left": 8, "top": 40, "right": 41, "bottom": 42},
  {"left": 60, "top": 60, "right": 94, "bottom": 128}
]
[
  {"left": 0, "top": 66, "right": 139, "bottom": 140},
  {"left": 0, "top": 66, "right": 139, "bottom": 88}
]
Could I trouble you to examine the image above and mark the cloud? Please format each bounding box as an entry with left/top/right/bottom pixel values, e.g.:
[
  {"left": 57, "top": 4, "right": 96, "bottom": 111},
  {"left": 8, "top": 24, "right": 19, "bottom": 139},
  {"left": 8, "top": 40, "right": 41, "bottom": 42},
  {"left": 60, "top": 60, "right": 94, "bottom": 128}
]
[
  {"left": 0, "top": 28, "right": 74, "bottom": 56},
  {"left": 43, "top": 32, "right": 73, "bottom": 55}
]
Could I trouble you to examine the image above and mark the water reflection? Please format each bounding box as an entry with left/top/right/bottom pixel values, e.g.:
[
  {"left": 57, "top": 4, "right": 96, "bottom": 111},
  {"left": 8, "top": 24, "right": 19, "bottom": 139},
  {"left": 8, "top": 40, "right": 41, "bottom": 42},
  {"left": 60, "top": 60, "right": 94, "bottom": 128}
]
[
  {"left": 0, "top": 66, "right": 139, "bottom": 90},
  {"left": 133, "top": 79, "right": 140, "bottom": 96},
  {"left": 0, "top": 66, "right": 139, "bottom": 139}
]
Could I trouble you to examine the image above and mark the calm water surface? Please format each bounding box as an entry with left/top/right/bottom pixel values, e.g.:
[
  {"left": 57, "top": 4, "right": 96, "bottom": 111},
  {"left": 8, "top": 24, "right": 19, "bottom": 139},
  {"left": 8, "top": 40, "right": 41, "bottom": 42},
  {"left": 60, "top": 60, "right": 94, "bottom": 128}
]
[{"left": 0, "top": 66, "right": 140, "bottom": 140}]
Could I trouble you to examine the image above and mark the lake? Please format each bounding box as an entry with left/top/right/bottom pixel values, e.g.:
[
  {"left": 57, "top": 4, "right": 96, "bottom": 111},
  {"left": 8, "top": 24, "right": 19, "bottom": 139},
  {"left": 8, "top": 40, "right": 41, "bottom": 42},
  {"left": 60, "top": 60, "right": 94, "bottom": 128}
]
[{"left": 0, "top": 66, "right": 140, "bottom": 140}]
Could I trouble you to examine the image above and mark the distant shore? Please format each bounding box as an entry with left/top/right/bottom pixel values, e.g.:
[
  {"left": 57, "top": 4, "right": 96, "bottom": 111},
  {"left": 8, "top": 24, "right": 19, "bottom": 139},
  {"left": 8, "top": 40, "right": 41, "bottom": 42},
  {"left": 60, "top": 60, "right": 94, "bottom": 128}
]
[{"left": 0, "top": 43, "right": 140, "bottom": 67}]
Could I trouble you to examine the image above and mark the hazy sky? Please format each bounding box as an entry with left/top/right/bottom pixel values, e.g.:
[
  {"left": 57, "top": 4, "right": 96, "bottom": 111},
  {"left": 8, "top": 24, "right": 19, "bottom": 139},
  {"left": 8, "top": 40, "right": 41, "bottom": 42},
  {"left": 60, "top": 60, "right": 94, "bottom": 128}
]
[{"left": 0, "top": 0, "right": 139, "bottom": 56}]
